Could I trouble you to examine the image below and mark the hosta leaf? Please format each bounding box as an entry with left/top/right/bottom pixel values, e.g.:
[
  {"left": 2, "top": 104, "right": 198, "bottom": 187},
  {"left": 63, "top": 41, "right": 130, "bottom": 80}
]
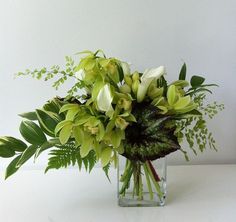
[
  {"left": 19, "top": 112, "right": 38, "bottom": 121},
  {"left": 16, "top": 145, "right": 38, "bottom": 167},
  {"left": 5, "top": 155, "right": 22, "bottom": 179},
  {"left": 101, "top": 147, "right": 112, "bottom": 167},
  {"left": 19, "top": 120, "right": 47, "bottom": 145},
  {"left": 36, "top": 109, "right": 62, "bottom": 137},
  {"left": 0, "top": 136, "right": 27, "bottom": 152}
]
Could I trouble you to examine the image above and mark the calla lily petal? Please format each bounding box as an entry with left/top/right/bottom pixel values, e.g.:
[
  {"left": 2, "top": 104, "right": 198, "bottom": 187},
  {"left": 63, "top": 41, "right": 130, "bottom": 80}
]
[
  {"left": 97, "top": 84, "right": 113, "bottom": 112},
  {"left": 121, "top": 62, "right": 131, "bottom": 75},
  {"left": 137, "top": 66, "right": 165, "bottom": 102}
]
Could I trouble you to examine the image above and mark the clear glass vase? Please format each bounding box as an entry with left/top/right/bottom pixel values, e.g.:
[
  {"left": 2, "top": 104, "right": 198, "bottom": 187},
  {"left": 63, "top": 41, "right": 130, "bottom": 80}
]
[{"left": 118, "top": 155, "right": 167, "bottom": 207}]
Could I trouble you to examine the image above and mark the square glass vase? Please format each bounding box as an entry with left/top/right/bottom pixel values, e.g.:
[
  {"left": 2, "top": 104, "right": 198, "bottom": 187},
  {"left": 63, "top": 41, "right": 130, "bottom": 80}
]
[{"left": 118, "top": 155, "right": 167, "bottom": 207}]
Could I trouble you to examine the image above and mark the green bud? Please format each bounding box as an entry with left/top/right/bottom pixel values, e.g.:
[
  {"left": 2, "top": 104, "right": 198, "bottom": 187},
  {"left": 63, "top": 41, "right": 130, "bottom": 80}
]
[
  {"left": 132, "top": 72, "right": 140, "bottom": 81},
  {"left": 124, "top": 76, "right": 133, "bottom": 87},
  {"left": 119, "top": 84, "right": 131, "bottom": 94},
  {"left": 132, "top": 79, "right": 140, "bottom": 94}
]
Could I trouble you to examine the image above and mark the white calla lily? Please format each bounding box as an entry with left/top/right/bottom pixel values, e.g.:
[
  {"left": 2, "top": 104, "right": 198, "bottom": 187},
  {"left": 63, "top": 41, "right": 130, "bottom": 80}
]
[
  {"left": 97, "top": 84, "right": 113, "bottom": 112},
  {"left": 137, "top": 66, "right": 166, "bottom": 102},
  {"left": 121, "top": 62, "right": 131, "bottom": 75}
]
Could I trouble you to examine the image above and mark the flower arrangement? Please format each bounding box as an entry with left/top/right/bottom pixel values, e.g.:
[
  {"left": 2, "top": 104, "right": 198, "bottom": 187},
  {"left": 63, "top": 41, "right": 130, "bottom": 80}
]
[{"left": 0, "top": 50, "right": 224, "bottom": 206}]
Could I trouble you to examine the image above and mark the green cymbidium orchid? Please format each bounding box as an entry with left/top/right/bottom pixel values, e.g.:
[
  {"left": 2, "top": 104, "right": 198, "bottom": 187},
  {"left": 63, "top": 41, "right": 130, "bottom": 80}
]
[{"left": 152, "top": 85, "right": 197, "bottom": 114}]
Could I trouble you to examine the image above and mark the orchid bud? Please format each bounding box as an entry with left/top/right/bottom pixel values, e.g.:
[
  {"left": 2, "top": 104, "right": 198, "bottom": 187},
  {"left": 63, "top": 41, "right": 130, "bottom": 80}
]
[
  {"left": 119, "top": 84, "right": 131, "bottom": 94},
  {"left": 132, "top": 79, "right": 139, "bottom": 95},
  {"left": 132, "top": 72, "right": 140, "bottom": 81},
  {"left": 124, "top": 76, "right": 132, "bottom": 87}
]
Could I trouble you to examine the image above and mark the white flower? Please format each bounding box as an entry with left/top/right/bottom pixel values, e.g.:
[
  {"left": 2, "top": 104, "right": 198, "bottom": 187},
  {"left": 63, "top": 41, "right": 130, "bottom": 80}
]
[
  {"left": 137, "top": 66, "right": 166, "bottom": 102},
  {"left": 97, "top": 84, "right": 113, "bottom": 112},
  {"left": 121, "top": 62, "right": 131, "bottom": 75}
]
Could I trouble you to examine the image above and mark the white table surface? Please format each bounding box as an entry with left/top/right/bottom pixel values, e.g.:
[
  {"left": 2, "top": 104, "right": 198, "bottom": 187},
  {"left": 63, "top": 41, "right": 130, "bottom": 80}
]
[{"left": 0, "top": 165, "right": 235, "bottom": 222}]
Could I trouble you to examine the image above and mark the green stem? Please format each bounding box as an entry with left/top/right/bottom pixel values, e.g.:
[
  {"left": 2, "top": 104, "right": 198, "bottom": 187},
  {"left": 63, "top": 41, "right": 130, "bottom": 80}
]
[
  {"left": 146, "top": 162, "right": 163, "bottom": 198},
  {"left": 138, "top": 165, "right": 143, "bottom": 200},
  {"left": 120, "top": 160, "right": 131, "bottom": 182},
  {"left": 119, "top": 162, "right": 133, "bottom": 195},
  {"left": 143, "top": 163, "right": 154, "bottom": 200}
]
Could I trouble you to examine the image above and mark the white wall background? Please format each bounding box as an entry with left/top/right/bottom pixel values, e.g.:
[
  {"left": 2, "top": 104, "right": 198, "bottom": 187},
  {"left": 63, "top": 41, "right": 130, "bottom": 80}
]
[{"left": 0, "top": 0, "right": 235, "bottom": 170}]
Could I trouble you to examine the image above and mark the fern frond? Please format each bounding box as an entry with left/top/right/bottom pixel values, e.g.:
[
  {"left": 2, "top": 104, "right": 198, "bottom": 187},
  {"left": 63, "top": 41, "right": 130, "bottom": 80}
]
[{"left": 45, "top": 142, "right": 96, "bottom": 173}]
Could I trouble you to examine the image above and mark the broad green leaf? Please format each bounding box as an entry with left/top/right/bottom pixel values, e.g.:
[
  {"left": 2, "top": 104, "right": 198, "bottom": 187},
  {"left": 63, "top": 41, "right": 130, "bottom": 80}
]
[
  {"left": 16, "top": 145, "right": 37, "bottom": 167},
  {"left": 190, "top": 75, "right": 205, "bottom": 87},
  {"left": 59, "top": 124, "right": 72, "bottom": 144},
  {"left": 5, "top": 155, "right": 22, "bottom": 179},
  {"left": 0, "top": 140, "right": 15, "bottom": 158},
  {"left": 167, "top": 85, "right": 177, "bottom": 106},
  {"left": 36, "top": 109, "right": 61, "bottom": 137},
  {"left": 174, "top": 96, "right": 191, "bottom": 109},
  {"left": 19, "top": 112, "right": 37, "bottom": 121},
  {"left": 101, "top": 147, "right": 112, "bottom": 167},
  {"left": 179, "top": 63, "right": 187, "bottom": 80},
  {"left": 0, "top": 136, "right": 27, "bottom": 152},
  {"left": 20, "top": 120, "right": 47, "bottom": 145}
]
